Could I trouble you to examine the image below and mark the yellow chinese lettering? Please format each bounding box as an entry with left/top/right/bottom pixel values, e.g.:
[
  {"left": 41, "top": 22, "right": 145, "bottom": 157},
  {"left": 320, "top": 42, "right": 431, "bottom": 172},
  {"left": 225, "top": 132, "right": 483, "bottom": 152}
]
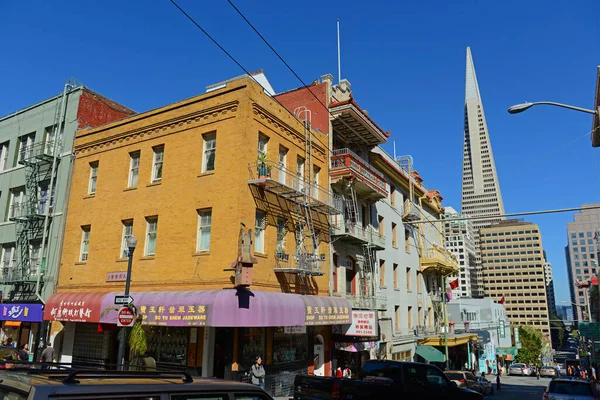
[
  {"left": 168, "top": 306, "right": 175, "bottom": 314},
  {"left": 178, "top": 305, "right": 185, "bottom": 313},
  {"left": 188, "top": 305, "right": 195, "bottom": 313},
  {"left": 306, "top": 306, "right": 312, "bottom": 315},
  {"left": 198, "top": 305, "right": 206, "bottom": 313},
  {"left": 149, "top": 306, "right": 157, "bottom": 314}
]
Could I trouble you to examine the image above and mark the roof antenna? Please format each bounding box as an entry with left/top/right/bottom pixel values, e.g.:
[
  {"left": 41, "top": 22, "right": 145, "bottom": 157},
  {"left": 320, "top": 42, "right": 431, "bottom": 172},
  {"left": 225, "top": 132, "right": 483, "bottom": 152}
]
[{"left": 337, "top": 19, "right": 342, "bottom": 84}]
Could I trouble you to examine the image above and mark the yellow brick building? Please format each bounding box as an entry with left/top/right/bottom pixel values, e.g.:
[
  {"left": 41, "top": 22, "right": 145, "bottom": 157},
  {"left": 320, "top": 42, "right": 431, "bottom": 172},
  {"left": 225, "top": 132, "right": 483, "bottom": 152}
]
[{"left": 46, "top": 76, "right": 350, "bottom": 386}]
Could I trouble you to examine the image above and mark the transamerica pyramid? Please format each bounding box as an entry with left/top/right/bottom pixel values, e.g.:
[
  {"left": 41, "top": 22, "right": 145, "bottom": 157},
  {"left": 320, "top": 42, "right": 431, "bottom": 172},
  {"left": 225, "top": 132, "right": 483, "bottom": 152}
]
[{"left": 460, "top": 47, "right": 506, "bottom": 297}]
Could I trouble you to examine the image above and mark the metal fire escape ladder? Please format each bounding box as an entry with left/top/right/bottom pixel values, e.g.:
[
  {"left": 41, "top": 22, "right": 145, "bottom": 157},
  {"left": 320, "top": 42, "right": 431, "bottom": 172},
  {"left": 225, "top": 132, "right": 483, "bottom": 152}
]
[
  {"left": 8, "top": 83, "right": 69, "bottom": 298},
  {"left": 344, "top": 182, "right": 359, "bottom": 227}
]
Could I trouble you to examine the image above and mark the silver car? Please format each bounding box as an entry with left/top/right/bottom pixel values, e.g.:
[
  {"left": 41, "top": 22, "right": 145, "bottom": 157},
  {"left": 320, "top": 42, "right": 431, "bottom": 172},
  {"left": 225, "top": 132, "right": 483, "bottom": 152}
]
[
  {"left": 509, "top": 363, "right": 531, "bottom": 376},
  {"left": 544, "top": 378, "right": 598, "bottom": 400}
]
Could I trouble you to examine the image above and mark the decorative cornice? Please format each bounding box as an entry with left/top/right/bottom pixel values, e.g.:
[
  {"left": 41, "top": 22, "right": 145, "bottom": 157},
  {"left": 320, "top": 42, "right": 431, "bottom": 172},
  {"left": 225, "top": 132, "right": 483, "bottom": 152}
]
[
  {"left": 76, "top": 101, "right": 239, "bottom": 154},
  {"left": 251, "top": 103, "right": 327, "bottom": 159}
]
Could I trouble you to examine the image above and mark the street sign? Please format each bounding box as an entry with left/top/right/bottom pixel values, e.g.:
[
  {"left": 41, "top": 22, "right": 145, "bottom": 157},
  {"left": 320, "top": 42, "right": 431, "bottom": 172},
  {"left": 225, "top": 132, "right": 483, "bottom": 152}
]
[
  {"left": 114, "top": 295, "right": 134, "bottom": 305},
  {"left": 117, "top": 307, "right": 135, "bottom": 327},
  {"left": 578, "top": 322, "right": 600, "bottom": 338}
]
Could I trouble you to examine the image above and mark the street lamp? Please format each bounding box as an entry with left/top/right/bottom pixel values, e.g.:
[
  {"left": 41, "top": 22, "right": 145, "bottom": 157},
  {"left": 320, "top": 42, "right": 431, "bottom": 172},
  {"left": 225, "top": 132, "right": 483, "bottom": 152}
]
[
  {"left": 508, "top": 101, "right": 599, "bottom": 116},
  {"left": 117, "top": 235, "right": 137, "bottom": 370}
]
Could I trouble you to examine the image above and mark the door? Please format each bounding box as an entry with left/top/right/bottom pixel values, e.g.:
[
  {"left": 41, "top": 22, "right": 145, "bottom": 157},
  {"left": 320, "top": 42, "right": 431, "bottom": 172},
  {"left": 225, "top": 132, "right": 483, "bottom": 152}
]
[
  {"left": 314, "top": 335, "right": 324, "bottom": 376},
  {"left": 213, "top": 328, "right": 234, "bottom": 379}
]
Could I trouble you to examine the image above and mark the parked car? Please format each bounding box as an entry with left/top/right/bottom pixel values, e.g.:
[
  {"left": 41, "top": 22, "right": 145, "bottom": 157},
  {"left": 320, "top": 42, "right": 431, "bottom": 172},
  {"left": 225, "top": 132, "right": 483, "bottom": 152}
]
[
  {"left": 443, "top": 370, "right": 483, "bottom": 394},
  {"left": 0, "top": 369, "right": 273, "bottom": 400},
  {"left": 294, "top": 360, "right": 484, "bottom": 400},
  {"left": 540, "top": 366, "right": 559, "bottom": 378},
  {"left": 543, "top": 377, "right": 598, "bottom": 400},
  {"left": 476, "top": 376, "right": 494, "bottom": 396},
  {"left": 509, "top": 363, "right": 532, "bottom": 376}
]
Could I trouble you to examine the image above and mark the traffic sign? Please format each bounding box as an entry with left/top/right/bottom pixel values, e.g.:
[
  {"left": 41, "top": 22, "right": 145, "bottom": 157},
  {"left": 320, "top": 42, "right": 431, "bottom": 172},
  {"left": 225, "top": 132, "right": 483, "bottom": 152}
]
[
  {"left": 578, "top": 322, "right": 600, "bottom": 338},
  {"left": 114, "top": 295, "right": 134, "bottom": 305},
  {"left": 117, "top": 307, "right": 135, "bottom": 327}
]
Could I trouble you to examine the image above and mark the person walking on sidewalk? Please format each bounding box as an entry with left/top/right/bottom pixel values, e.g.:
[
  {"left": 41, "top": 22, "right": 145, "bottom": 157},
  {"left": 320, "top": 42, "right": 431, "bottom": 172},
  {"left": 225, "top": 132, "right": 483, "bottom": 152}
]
[{"left": 251, "top": 356, "right": 265, "bottom": 389}]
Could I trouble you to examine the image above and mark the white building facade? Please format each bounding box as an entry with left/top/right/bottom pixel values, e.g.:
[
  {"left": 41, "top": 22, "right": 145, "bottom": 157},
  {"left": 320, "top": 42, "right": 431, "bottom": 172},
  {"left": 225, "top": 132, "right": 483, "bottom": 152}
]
[{"left": 444, "top": 206, "right": 478, "bottom": 298}]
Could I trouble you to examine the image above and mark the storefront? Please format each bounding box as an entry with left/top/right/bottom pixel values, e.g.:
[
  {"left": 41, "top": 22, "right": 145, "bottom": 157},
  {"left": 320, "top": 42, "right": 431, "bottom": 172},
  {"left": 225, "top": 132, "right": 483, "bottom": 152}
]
[
  {"left": 471, "top": 330, "right": 497, "bottom": 375},
  {"left": 417, "top": 332, "right": 478, "bottom": 370},
  {"left": 0, "top": 303, "right": 44, "bottom": 361},
  {"left": 44, "top": 288, "right": 351, "bottom": 396},
  {"left": 332, "top": 309, "right": 379, "bottom": 377}
]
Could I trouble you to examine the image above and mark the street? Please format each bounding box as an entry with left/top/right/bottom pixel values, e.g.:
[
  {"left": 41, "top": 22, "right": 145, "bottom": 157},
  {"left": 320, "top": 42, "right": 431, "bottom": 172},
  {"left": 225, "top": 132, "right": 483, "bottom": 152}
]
[{"left": 493, "top": 375, "right": 548, "bottom": 400}]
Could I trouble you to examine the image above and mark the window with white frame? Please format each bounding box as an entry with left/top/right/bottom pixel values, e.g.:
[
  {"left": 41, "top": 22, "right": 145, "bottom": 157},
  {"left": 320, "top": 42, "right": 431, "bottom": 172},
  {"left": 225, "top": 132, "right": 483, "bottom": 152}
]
[
  {"left": 17, "top": 133, "right": 35, "bottom": 164},
  {"left": 88, "top": 162, "right": 98, "bottom": 195},
  {"left": 29, "top": 242, "right": 42, "bottom": 274},
  {"left": 296, "top": 156, "right": 305, "bottom": 191},
  {"left": 276, "top": 218, "right": 286, "bottom": 253},
  {"left": 202, "top": 133, "right": 216, "bottom": 173},
  {"left": 8, "top": 186, "right": 25, "bottom": 219},
  {"left": 151, "top": 146, "right": 164, "bottom": 183},
  {"left": 145, "top": 217, "right": 158, "bottom": 256},
  {"left": 197, "top": 209, "right": 212, "bottom": 252},
  {"left": 254, "top": 210, "right": 266, "bottom": 254},
  {"left": 0, "top": 142, "right": 9, "bottom": 171},
  {"left": 1, "top": 244, "right": 16, "bottom": 276},
  {"left": 258, "top": 134, "right": 268, "bottom": 158},
  {"left": 38, "top": 182, "right": 55, "bottom": 215},
  {"left": 120, "top": 220, "right": 134, "bottom": 258},
  {"left": 80, "top": 226, "right": 91, "bottom": 262},
  {"left": 277, "top": 146, "right": 287, "bottom": 184},
  {"left": 128, "top": 151, "right": 140, "bottom": 188}
]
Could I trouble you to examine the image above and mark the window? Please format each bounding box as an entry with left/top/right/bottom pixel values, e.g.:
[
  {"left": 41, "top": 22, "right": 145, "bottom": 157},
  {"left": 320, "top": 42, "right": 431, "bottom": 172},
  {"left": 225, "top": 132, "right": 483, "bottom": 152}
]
[
  {"left": 0, "top": 141, "right": 9, "bottom": 171},
  {"left": 202, "top": 133, "right": 216, "bottom": 173},
  {"left": 313, "top": 166, "right": 320, "bottom": 187},
  {"left": 393, "top": 263, "right": 398, "bottom": 288},
  {"left": 29, "top": 242, "right": 42, "bottom": 274},
  {"left": 405, "top": 227, "right": 411, "bottom": 252},
  {"left": 394, "top": 305, "right": 400, "bottom": 331},
  {"left": 88, "top": 162, "right": 98, "bottom": 195},
  {"left": 197, "top": 209, "right": 212, "bottom": 252},
  {"left": 346, "top": 258, "right": 356, "bottom": 295},
  {"left": 254, "top": 210, "right": 266, "bottom": 254},
  {"left": 38, "top": 182, "right": 55, "bottom": 214},
  {"left": 80, "top": 226, "right": 90, "bottom": 262},
  {"left": 1, "top": 243, "right": 16, "bottom": 273},
  {"left": 17, "top": 133, "right": 35, "bottom": 164},
  {"left": 379, "top": 259, "right": 385, "bottom": 287},
  {"left": 407, "top": 306, "right": 413, "bottom": 330},
  {"left": 120, "top": 220, "right": 134, "bottom": 258},
  {"left": 277, "top": 146, "right": 287, "bottom": 184},
  {"left": 258, "top": 134, "right": 268, "bottom": 158},
  {"left": 296, "top": 156, "right": 305, "bottom": 191},
  {"left": 276, "top": 218, "right": 286, "bottom": 253},
  {"left": 145, "top": 217, "right": 158, "bottom": 256},
  {"left": 392, "top": 222, "right": 397, "bottom": 247},
  {"left": 8, "top": 186, "right": 25, "bottom": 219},
  {"left": 378, "top": 215, "right": 384, "bottom": 237},
  {"left": 128, "top": 151, "right": 140, "bottom": 187},
  {"left": 390, "top": 185, "right": 396, "bottom": 207},
  {"left": 406, "top": 267, "right": 412, "bottom": 291},
  {"left": 151, "top": 146, "right": 164, "bottom": 182}
]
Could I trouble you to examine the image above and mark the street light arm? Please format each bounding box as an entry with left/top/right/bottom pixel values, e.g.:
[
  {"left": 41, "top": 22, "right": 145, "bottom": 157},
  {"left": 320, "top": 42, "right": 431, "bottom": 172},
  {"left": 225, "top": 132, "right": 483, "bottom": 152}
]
[{"left": 508, "top": 101, "right": 599, "bottom": 115}]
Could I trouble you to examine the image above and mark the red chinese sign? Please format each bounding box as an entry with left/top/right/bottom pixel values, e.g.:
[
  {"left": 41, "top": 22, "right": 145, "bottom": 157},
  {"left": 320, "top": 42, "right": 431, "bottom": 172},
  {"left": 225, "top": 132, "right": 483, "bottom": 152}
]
[{"left": 48, "top": 300, "right": 94, "bottom": 322}]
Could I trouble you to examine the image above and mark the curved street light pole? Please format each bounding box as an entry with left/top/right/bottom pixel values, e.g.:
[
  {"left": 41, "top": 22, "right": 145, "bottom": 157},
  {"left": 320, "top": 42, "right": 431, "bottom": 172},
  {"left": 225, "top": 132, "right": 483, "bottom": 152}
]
[{"left": 508, "top": 101, "right": 599, "bottom": 116}]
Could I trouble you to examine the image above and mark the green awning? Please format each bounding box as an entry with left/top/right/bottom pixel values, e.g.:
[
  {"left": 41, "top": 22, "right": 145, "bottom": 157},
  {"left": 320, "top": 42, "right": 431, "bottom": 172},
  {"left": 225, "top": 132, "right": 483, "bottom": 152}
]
[{"left": 415, "top": 345, "right": 445, "bottom": 363}]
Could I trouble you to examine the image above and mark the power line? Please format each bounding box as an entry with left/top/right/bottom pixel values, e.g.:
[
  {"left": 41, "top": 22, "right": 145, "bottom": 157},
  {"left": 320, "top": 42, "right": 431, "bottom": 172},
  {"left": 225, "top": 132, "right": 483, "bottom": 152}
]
[{"left": 408, "top": 205, "right": 600, "bottom": 225}]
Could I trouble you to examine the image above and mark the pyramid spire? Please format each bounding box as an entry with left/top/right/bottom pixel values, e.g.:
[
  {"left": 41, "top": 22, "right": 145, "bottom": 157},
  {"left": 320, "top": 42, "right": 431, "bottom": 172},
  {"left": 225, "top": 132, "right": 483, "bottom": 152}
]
[{"left": 465, "top": 47, "right": 481, "bottom": 102}]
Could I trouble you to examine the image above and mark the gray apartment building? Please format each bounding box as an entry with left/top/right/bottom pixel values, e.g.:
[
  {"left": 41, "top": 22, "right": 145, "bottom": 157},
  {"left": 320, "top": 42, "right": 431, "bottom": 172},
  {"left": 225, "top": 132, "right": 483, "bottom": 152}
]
[
  {"left": 444, "top": 206, "right": 478, "bottom": 298},
  {"left": 0, "top": 82, "right": 133, "bottom": 351},
  {"left": 565, "top": 204, "right": 600, "bottom": 322}
]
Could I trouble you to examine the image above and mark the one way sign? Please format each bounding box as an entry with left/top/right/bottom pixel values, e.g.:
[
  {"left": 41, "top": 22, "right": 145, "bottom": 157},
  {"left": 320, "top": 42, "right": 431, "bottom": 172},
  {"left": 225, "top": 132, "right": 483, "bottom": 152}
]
[{"left": 114, "top": 295, "right": 134, "bottom": 305}]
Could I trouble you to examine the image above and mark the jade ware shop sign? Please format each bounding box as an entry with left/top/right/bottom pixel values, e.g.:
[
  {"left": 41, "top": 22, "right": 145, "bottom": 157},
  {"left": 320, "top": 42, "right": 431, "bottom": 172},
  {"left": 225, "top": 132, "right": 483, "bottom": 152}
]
[
  {"left": 1, "top": 304, "right": 44, "bottom": 322},
  {"left": 138, "top": 304, "right": 208, "bottom": 326}
]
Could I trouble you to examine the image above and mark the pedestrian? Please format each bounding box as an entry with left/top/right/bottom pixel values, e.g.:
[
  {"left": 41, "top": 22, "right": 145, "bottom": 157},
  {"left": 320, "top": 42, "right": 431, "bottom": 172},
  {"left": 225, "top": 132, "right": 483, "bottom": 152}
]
[
  {"left": 18, "top": 344, "right": 29, "bottom": 362},
  {"left": 343, "top": 364, "right": 352, "bottom": 379},
  {"left": 250, "top": 356, "right": 265, "bottom": 389},
  {"left": 40, "top": 343, "right": 55, "bottom": 370},
  {"left": 6, "top": 338, "right": 14, "bottom": 348},
  {"left": 335, "top": 366, "right": 343, "bottom": 378},
  {"left": 536, "top": 366, "right": 540, "bottom": 380}
]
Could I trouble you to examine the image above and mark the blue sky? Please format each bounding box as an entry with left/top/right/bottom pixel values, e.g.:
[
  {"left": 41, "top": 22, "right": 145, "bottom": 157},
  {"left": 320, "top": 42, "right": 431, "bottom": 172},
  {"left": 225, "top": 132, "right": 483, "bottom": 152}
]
[{"left": 1, "top": 0, "right": 599, "bottom": 303}]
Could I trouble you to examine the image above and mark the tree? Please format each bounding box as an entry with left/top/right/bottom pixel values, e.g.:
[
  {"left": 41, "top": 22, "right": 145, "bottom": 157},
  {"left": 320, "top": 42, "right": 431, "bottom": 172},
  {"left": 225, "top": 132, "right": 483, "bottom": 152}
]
[
  {"left": 515, "top": 325, "right": 544, "bottom": 365},
  {"left": 101, "top": 306, "right": 148, "bottom": 362},
  {"left": 549, "top": 314, "right": 566, "bottom": 349}
]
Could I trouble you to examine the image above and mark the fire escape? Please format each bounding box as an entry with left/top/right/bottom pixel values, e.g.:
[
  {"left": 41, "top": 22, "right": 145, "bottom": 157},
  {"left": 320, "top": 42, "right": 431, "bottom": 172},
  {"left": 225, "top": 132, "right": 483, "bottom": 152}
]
[
  {"left": 247, "top": 107, "right": 342, "bottom": 276},
  {"left": 5, "top": 83, "right": 69, "bottom": 300}
]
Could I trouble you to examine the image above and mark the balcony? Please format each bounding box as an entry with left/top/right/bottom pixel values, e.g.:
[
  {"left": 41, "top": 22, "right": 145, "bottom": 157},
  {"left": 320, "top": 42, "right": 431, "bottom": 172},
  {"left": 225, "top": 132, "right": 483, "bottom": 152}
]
[
  {"left": 1, "top": 261, "right": 39, "bottom": 283},
  {"left": 331, "top": 224, "right": 385, "bottom": 250},
  {"left": 274, "top": 252, "right": 325, "bottom": 276},
  {"left": 330, "top": 149, "right": 387, "bottom": 200},
  {"left": 248, "top": 161, "right": 343, "bottom": 215},
  {"left": 333, "top": 292, "right": 387, "bottom": 311},
  {"left": 419, "top": 245, "right": 459, "bottom": 275},
  {"left": 19, "top": 141, "right": 59, "bottom": 166},
  {"left": 414, "top": 324, "right": 440, "bottom": 339}
]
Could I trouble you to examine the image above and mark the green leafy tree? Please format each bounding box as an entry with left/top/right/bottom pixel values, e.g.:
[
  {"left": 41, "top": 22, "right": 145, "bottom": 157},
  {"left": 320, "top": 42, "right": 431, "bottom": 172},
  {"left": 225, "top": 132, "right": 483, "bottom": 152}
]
[
  {"left": 101, "top": 306, "right": 147, "bottom": 360},
  {"left": 515, "top": 325, "right": 544, "bottom": 365},
  {"left": 549, "top": 314, "right": 565, "bottom": 349}
]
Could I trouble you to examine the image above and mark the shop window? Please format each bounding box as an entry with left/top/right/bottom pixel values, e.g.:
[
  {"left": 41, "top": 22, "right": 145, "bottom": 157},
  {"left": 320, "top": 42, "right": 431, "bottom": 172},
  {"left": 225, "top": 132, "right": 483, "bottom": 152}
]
[
  {"left": 240, "top": 327, "right": 265, "bottom": 369},
  {"left": 272, "top": 327, "right": 308, "bottom": 364},
  {"left": 145, "top": 326, "right": 188, "bottom": 366}
]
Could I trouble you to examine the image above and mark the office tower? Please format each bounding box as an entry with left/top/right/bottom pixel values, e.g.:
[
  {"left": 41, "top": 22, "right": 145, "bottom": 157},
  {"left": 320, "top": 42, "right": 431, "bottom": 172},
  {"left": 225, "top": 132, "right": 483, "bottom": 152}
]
[
  {"left": 444, "top": 206, "right": 478, "bottom": 298},
  {"left": 480, "top": 220, "right": 551, "bottom": 338}
]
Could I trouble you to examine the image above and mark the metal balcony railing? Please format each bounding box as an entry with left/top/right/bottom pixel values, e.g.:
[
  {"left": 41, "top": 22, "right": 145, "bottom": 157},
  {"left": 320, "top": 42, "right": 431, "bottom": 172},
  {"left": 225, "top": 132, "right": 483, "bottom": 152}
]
[
  {"left": 19, "top": 141, "right": 59, "bottom": 163},
  {"left": 420, "top": 245, "right": 459, "bottom": 274},
  {"left": 330, "top": 148, "right": 387, "bottom": 194},
  {"left": 332, "top": 224, "right": 386, "bottom": 249},
  {"left": 248, "top": 161, "right": 343, "bottom": 214},
  {"left": 274, "top": 252, "right": 326, "bottom": 275},
  {"left": 333, "top": 292, "right": 387, "bottom": 310},
  {"left": 1, "top": 260, "right": 39, "bottom": 283}
]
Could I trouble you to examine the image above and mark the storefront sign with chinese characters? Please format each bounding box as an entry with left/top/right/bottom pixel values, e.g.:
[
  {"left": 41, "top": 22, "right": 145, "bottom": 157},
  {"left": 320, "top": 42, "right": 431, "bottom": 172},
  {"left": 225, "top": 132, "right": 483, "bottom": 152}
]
[
  {"left": 106, "top": 272, "right": 127, "bottom": 282},
  {"left": 346, "top": 310, "right": 377, "bottom": 337},
  {"left": 138, "top": 304, "right": 208, "bottom": 326},
  {"left": 304, "top": 304, "right": 352, "bottom": 326},
  {"left": 48, "top": 300, "right": 94, "bottom": 322},
  {"left": 0, "top": 303, "right": 43, "bottom": 322},
  {"left": 284, "top": 326, "right": 307, "bottom": 334}
]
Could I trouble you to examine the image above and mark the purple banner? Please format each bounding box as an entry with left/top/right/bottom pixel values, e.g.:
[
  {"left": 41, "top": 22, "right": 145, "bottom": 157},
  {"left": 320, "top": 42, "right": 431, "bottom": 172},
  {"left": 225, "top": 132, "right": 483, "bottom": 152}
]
[{"left": 1, "top": 303, "right": 44, "bottom": 322}]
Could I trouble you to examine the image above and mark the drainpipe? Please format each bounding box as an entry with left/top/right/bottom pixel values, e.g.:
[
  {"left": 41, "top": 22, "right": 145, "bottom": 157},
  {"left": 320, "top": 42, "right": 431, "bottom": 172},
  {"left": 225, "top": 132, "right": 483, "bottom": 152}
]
[{"left": 35, "top": 82, "right": 71, "bottom": 303}]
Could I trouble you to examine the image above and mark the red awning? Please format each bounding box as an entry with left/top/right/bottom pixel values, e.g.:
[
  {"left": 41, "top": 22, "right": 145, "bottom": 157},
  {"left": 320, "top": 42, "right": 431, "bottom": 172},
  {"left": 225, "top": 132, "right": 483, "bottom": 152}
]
[{"left": 44, "top": 292, "right": 107, "bottom": 323}]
